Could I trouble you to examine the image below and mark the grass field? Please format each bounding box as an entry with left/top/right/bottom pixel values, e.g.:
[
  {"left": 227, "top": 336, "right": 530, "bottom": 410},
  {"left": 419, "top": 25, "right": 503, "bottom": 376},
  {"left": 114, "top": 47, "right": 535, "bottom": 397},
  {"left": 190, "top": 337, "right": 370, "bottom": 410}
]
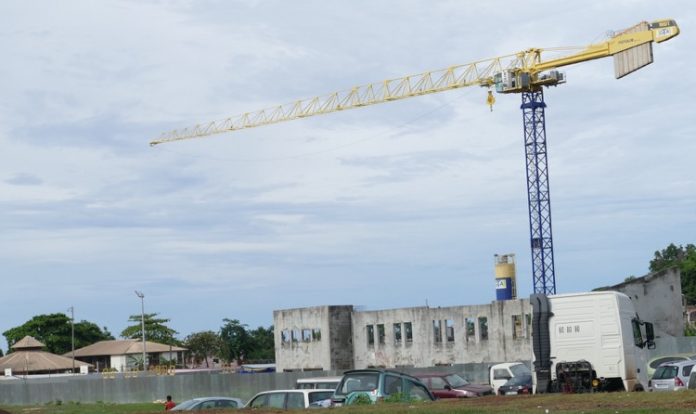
[{"left": 2, "top": 391, "right": 696, "bottom": 414}]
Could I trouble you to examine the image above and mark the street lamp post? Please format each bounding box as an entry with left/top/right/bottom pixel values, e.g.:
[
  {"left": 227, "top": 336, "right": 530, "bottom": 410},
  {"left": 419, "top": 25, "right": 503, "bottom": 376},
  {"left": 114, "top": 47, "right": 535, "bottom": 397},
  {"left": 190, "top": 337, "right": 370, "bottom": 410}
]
[
  {"left": 134, "top": 291, "right": 147, "bottom": 371},
  {"left": 68, "top": 306, "right": 75, "bottom": 373}
]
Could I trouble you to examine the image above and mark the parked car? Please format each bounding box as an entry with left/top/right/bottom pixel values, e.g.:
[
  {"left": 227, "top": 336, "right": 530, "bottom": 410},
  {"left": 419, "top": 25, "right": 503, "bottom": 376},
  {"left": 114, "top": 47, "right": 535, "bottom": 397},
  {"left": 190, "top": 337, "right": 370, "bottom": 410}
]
[
  {"left": 649, "top": 360, "right": 696, "bottom": 391},
  {"left": 497, "top": 374, "right": 533, "bottom": 395},
  {"left": 245, "top": 389, "right": 335, "bottom": 409},
  {"left": 170, "top": 397, "right": 244, "bottom": 411},
  {"left": 295, "top": 376, "right": 343, "bottom": 390},
  {"left": 647, "top": 354, "right": 696, "bottom": 379},
  {"left": 331, "top": 368, "right": 435, "bottom": 406},
  {"left": 489, "top": 362, "right": 532, "bottom": 395},
  {"left": 414, "top": 372, "right": 493, "bottom": 398}
]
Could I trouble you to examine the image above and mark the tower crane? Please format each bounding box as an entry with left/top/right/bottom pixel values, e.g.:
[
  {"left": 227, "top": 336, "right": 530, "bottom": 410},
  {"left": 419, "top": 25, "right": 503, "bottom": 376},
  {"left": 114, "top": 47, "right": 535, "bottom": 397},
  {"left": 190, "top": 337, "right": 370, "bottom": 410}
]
[{"left": 152, "top": 19, "right": 679, "bottom": 295}]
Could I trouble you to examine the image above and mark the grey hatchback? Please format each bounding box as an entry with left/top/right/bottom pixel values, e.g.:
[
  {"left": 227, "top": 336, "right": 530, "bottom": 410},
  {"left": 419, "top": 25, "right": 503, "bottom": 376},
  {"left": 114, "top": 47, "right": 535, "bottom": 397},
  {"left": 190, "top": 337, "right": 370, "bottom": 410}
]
[{"left": 649, "top": 360, "right": 696, "bottom": 391}]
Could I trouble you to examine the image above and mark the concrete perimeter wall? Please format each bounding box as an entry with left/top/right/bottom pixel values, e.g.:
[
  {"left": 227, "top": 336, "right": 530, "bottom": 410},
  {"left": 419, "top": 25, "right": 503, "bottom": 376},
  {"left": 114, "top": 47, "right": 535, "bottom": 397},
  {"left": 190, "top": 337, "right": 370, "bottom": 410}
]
[{"left": 0, "top": 363, "right": 505, "bottom": 406}]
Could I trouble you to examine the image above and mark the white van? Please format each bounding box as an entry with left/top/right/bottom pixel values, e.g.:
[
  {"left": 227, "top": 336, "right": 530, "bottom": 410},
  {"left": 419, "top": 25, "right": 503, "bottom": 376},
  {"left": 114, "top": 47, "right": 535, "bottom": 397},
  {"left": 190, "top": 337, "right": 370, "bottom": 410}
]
[
  {"left": 295, "top": 376, "right": 343, "bottom": 390},
  {"left": 489, "top": 362, "right": 531, "bottom": 395}
]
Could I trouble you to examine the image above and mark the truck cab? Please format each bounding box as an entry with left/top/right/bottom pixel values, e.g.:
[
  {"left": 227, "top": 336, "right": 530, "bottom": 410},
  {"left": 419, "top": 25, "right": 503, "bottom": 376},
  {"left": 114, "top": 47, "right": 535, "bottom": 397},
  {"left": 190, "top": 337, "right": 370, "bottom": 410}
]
[{"left": 530, "top": 291, "right": 655, "bottom": 393}]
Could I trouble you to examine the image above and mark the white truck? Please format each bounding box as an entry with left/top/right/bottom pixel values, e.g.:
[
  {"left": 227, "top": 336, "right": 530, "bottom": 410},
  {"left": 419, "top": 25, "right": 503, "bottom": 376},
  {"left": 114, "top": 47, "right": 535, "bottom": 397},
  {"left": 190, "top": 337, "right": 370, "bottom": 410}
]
[{"left": 530, "top": 291, "right": 655, "bottom": 393}]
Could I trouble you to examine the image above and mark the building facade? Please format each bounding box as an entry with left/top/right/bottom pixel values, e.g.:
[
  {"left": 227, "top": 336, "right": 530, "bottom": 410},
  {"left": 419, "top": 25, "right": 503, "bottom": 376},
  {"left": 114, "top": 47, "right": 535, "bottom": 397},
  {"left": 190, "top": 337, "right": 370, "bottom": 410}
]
[{"left": 274, "top": 268, "right": 684, "bottom": 371}]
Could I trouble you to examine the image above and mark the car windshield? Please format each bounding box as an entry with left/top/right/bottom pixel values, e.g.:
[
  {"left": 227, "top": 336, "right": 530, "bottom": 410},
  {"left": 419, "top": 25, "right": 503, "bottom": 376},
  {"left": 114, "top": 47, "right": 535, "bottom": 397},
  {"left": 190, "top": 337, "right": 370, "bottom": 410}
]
[
  {"left": 510, "top": 364, "right": 531, "bottom": 376},
  {"left": 445, "top": 374, "right": 469, "bottom": 387},
  {"left": 653, "top": 365, "right": 679, "bottom": 380},
  {"left": 506, "top": 374, "right": 532, "bottom": 386},
  {"left": 336, "top": 373, "right": 380, "bottom": 396}
]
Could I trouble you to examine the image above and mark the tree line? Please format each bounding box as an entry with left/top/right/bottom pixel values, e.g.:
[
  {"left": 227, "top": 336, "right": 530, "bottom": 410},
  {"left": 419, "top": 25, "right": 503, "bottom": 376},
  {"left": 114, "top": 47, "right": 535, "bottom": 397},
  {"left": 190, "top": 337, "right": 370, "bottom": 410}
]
[{"left": 2, "top": 314, "right": 274, "bottom": 365}]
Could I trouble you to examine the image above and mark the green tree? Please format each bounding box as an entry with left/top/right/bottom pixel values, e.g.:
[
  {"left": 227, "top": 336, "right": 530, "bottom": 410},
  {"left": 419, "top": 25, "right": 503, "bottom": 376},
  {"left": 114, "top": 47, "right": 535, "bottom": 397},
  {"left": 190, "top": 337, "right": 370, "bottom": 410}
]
[
  {"left": 247, "top": 325, "right": 275, "bottom": 362},
  {"left": 120, "top": 313, "right": 179, "bottom": 345},
  {"left": 3, "top": 313, "right": 113, "bottom": 355},
  {"left": 184, "top": 331, "right": 222, "bottom": 368},
  {"left": 219, "top": 319, "right": 251, "bottom": 364},
  {"left": 650, "top": 243, "right": 696, "bottom": 305}
]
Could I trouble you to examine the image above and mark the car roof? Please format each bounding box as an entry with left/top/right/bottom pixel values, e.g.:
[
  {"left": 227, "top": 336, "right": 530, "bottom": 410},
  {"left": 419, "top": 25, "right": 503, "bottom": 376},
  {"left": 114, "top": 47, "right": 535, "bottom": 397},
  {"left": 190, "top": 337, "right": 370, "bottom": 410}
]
[
  {"left": 342, "top": 368, "right": 423, "bottom": 381},
  {"left": 187, "top": 397, "right": 240, "bottom": 401},
  {"left": 659, "top": 360, "right": 696, "bottom": 367},
  {"left": 254, "top": 389, "right": 335, "bottom": 394},
  {"left": 296, "top": 376, "right": 343, "bottom": 382},
  {"left": 490, "top": 362, "right": 525, "bottom": 370}
]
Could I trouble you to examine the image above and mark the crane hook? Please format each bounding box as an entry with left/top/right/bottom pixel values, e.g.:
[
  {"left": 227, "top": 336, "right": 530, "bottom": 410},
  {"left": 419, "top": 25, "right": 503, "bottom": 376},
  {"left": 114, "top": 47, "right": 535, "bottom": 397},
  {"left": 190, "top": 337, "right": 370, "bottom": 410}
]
[{"left": 486, "top": 90, "right": 496, "bottom": 112}]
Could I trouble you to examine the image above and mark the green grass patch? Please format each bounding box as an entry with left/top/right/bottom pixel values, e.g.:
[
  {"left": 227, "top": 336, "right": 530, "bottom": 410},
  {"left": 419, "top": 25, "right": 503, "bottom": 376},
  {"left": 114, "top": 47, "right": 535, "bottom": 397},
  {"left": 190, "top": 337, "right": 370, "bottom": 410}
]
[{"left": 2, "top": 391, "right": 696, "bottom": 413}]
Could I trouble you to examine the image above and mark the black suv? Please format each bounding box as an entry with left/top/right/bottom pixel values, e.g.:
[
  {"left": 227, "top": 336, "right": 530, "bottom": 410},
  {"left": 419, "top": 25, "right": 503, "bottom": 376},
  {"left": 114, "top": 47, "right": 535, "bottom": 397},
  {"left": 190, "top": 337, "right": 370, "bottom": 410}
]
[{"left": 331, "top": 368, "right": 435, "bottom": 406}]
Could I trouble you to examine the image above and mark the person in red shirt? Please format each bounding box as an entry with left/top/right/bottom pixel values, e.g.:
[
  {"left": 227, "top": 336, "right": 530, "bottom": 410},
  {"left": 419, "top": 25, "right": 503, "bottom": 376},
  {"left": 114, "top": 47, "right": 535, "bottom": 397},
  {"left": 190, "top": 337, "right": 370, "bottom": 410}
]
[{"left": 164, "top": 395, "right": 176, "bottom": 411}]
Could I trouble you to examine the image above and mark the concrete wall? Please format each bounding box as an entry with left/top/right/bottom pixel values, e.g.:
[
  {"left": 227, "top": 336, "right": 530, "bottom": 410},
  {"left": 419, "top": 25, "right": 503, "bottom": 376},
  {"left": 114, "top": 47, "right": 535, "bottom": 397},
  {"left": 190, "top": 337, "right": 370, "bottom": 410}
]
[
  {"left": 351, "top": 300, "right": 532, "bottom": 369},
  {"left": 597, "top": 268, "right": 683, "bottom": 337},
  {"left": 274, "top": 306, "right": 354, "bottom": 372},
  {"left": 0, "top": 370, "right": 339, "bottom": 405},
  {"left": 0, "top": 364, "right": 510, "bottom": 406}
]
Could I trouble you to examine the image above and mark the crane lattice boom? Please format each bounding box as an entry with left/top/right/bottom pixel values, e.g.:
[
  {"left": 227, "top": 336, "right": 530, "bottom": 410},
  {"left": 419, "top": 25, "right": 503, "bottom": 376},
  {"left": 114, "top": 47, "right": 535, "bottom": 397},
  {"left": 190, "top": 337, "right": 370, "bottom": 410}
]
[
  {"left": 152, "top": 19, "right": 679, "bottom": 296},
  {"left": 151, "top": 19, "right": 677, "bottom": 146}
]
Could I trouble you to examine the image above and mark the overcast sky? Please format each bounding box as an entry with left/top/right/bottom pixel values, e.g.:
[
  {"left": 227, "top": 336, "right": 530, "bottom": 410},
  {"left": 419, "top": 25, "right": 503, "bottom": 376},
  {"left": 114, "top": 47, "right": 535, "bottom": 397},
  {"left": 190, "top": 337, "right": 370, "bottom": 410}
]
[{"left": 1, "top": 0, "right": 694, "bottom": 352}]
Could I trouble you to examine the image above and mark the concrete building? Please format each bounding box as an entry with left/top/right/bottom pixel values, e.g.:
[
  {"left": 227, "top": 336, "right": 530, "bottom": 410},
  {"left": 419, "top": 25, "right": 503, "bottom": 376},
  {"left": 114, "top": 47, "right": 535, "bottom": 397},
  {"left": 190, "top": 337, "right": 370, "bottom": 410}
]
[
  {"left": 594, "top": 267, "right": 684, "bottom": 337},
  {"left": 274, "top": 306, "right": 354, "bottom": 372},
  {"left": 274, "top": 301, "right": 532, "bottom": 371},
  {"left": 274, "top": 268, "right": 684, "bottom": 371}
]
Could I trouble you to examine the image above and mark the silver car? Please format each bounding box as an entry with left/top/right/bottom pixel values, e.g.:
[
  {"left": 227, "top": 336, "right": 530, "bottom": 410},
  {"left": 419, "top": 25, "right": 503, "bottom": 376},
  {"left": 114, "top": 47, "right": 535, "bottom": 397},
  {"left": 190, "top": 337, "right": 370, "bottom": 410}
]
[
  {"left": 245, "top": 389, "right": 335, "bottom": 409},
  {"left": 649, "top": 360, "right": 696, "bottom": 391},
  {"left": 170, "top": 396, "right": 244, "bottom": 410}
]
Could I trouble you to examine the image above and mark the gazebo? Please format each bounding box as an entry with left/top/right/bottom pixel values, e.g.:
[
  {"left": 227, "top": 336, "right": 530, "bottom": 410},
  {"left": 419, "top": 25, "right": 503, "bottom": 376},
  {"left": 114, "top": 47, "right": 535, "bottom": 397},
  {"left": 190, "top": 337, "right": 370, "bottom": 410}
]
[{"left": 0, "top": 335, "right": 91, "bottom": 376}]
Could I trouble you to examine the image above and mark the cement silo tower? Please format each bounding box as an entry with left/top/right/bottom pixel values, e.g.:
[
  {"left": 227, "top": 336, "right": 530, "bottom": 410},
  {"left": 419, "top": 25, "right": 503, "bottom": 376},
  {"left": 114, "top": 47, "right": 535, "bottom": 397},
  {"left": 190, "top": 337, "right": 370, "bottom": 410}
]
[{"left": 494, "top": 253, "right": 517, "bottom": 300}]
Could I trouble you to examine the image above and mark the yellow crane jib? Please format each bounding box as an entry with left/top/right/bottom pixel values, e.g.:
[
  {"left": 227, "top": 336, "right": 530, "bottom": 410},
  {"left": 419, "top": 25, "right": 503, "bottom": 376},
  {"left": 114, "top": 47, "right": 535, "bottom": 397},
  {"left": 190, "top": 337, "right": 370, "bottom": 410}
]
[{"left": 150, "top": 19, "right": 678, "bottom": 146}]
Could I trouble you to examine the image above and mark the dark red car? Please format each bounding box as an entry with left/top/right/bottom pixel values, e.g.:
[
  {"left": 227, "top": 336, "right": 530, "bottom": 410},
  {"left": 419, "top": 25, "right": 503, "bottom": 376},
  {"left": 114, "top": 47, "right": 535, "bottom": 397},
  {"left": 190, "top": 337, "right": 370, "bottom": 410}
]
[{"left": 415, "top": 373, "right": 493, "bottom": 398}]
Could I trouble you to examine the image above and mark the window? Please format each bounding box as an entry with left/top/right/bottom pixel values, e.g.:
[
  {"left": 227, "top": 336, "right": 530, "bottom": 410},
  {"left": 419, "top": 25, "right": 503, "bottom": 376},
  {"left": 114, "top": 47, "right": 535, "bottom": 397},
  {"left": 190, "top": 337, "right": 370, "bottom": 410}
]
[
  {"left": 465, "top": 318, "right": 475, "bottom": 342},
  {"left": 250, "top": 394, "right": 269, "bottom": 408},
  {"left": 404, "top": 322, "right": 413, "bottom": 343},
  {"left": 478, "top": 317, "right": 488, "bottom": 341},
  {"left": 433, "top": 320, "right": 442, "bottom": 343},
  {"left": 377, "top": 324, "right": 385, "bottom": 345},
  {"left": 512, "top": 315, "right": 523, "bottom": 339},
  {"left": 384, "top": 375, "right": 402, "bottom": 395},
  {"left": 268, "top": 393, "right": 286, "bottom": 409},
  {"left": 430, "top": 376, "right": 447, "bottom": 389},
  {"left": 493, "top": 368, "right": 511, "bottom": 381},
  {"left": 286, "top": 392, "right": 304, "bottom": 409},
  {"left": 312, "top": 328, "right": 321, "bottom": 341},
  {"left": 404, "top": 379, "right": 432, "bottom": 401},
  {"left": 309, "top": 391, "right": 333, "bottom": 404},
  {"left": 525, "top": 313, "right": 532, "bottom": 338},
  {"left": 445, "top": 319, "right": 454, "bottom": 342},
  {"left": 282, "top": 330, "right": 291, "bottom": 344},
  {"left": 302, "top": 329, "right": 312, "bottom": 342},
  {"left": 393, "top": 323, "right": 402, "bottom": 344},
  {"left": 292, "top": 329, "right": 300, "bottom": 343},
  {"left": 367, "top": 325, "right": 375, "bottom": 346}
]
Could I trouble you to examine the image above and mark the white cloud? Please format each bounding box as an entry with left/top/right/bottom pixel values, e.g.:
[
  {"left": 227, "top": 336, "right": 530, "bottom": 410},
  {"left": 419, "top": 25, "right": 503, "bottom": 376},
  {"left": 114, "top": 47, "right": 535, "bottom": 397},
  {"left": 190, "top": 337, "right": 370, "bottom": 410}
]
[{"left": 0, "top": 0, "right": 694, "bottom": 350}]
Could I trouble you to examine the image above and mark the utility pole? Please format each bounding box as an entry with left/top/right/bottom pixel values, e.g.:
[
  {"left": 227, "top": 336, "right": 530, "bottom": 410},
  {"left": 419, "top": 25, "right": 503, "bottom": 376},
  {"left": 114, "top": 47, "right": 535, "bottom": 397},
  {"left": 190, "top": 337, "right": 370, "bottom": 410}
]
[
  {"left": 68, "top": 306, "right": 75, "bottom": 373},
  {"left": 134, "top": 291, "right": 147, "bottom": 371}
]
